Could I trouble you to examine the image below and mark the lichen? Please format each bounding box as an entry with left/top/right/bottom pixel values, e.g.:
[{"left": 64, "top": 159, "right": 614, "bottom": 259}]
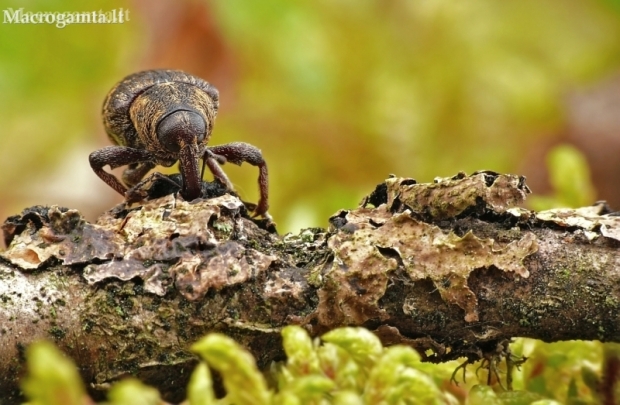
[
  {"left": 315, "top": 172, "right": 539, "bottom": 324},
  {"left": 375, "top": 171, "right": 530, "bottom": 220},
  {"left": 2, "top": 194, "right": 275, "bottom": 301},
  {"left": 536, "top": 202, "right": 620, "bottom": 242},
  {"left": 318, "top": 208, "right": 537, "bottom": 323}
]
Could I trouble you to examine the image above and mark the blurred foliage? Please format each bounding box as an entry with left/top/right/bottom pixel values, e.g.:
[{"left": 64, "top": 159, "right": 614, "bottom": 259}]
[
  {"left": 1, "top": 0, "right": 620, "bottom": 232},
  {"left": 528, "top": 144, "right": 597, "bottom": 210},
  {"left": 0, "top": 0, "right": 138, "bottom": 214},
  {"left": 191, "top": 334, "right": 272, "bottom": 404},
  {"left": 21, "top": 341, "right": 86, "bottom": 405},
  {"left": 22, "top": 327, "right": 617, "bottom": 404},
  {"left": 106, "top": 379, "right": 163, "bottom": 405}
]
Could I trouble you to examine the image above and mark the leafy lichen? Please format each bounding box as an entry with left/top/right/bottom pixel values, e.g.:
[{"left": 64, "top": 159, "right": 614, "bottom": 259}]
[{"left": 315, "top": 173, "right": 538, "bottom": 324}]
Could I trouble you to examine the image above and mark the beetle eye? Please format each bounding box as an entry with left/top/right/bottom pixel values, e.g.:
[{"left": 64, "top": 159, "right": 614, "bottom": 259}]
[{"left": 157, "top": 110, "right": 206, "bottom": 152}]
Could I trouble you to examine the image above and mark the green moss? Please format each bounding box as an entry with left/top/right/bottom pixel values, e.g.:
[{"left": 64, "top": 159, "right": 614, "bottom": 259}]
[
  {"left": 82, "top": 319, "right": 94, "bottom": 333},
  {"left": 604, "top": 296, "right": 618, "bottom": 308},
  {"left": 48, "top": 326, "right": 66, "bottom": 340},
  {"left": 306, "top": 267, "right": 323, "bottom": 288},
  {"left": 299, "top": 229, "right": 314, "bottom": 243},
  {"left": 213, "top": 220, "right": 233, "bottom": 235},
  {"left": 19, "top": 325, "right": 610, "bottom": 404}
]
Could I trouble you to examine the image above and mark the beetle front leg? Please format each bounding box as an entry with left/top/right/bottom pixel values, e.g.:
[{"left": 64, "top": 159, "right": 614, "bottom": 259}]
[
  {"left": 89, "top": 145, "right": 157, "bottom": 197},
  {"left": 207, "top": 142, "right": 269, "bottom": 217},
  {"left": 203, "top": 152, "right": 235, "bottom": 191},
  {"left": 122, "top": 161, "right": 156, "bottom": 188}
]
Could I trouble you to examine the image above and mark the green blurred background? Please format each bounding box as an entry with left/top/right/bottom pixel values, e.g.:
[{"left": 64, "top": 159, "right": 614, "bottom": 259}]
[{"left": 1, "top": 0, "right": 620, "bottom": 234}]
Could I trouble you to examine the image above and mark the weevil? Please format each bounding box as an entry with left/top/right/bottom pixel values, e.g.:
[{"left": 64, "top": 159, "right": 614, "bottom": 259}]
[{"left": 89, "top": 69, "right": 269, "bottom": 217}]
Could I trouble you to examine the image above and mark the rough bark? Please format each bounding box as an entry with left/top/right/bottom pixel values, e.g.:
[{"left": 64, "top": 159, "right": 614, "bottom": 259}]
[{"left": 0, "top": 171, "right": 619, "bottom": 403}]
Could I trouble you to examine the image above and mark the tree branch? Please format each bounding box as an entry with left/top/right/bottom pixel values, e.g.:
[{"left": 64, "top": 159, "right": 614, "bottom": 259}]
[{"left": 1, "top": 171, "right": 619, "bottom": 403}]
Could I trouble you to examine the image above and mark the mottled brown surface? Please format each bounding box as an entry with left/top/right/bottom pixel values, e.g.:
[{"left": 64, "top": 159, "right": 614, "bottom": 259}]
[
  {"left": 103, "top": 70, "right": 218, "bottom": 154},
  {"left": 1, "top": 172, "right": 619, "bottom": 403}
]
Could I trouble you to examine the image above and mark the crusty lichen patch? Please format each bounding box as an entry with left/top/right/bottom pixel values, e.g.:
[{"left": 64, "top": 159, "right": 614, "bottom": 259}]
[
  {"left": 315, "top": 172, "right": 538, "bottom": 325},
  {"left": 2, "top": 195, "right": 275, "bottom": 300},
  {"left": 317, "top": 209, "right": 536, "bottom": 324},
  {"left": 372, "top": 171, "right": 530, "bottom": 219},
  {"left": 536, "top": 202, "right": 620, "bottom": 242}
]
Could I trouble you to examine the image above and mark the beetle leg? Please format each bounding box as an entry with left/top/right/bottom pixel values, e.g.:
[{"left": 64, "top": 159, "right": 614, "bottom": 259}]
[
  {"left": 200, "top": 149, "right": 227, "bottom": 182},
  {"left": 122, "top": 162, "right": 156, "bottom": 188},
  {"left": 89, "top": 145, "right": 156, "bottom": 197},
  {"left": 203, "top": 151, "right": 235, "bottom": 191},
  {"left": 206, "top": 142, "right": 269, "bottom": 217}
]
